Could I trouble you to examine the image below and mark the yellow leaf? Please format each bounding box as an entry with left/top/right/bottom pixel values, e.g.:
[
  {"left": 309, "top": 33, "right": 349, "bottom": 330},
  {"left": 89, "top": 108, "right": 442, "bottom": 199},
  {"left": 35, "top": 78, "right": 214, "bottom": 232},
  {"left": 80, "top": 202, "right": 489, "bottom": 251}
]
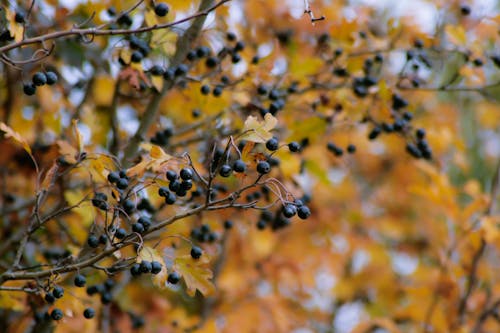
[
  {"left": 445, "top": 25, "right": 467, "bottom": 45},
  {"left": 72, "top": 119, "right": 84, "bottom": 153},
  {"left": 151, "top": 75, "right": 164, "bottom": 92},
  {"left": 0, "top": 122, "right": 32, "bottom": 155},
  {"left": 92, "top": 76, "right": 115, "bottom": 107},
  {"left": 56, "top": 140, "right": 78, "bottom": 164},
  {"left": 144, "top": 9, "right": 159, "bottom": 27},
  {"left": 40, "top": 162, "right": 59, "bottom": 191},
  {"left": 173, "top": 255, "right": 215, "bottom": 297},
  {"left": 138, "top": 246, "right": 168, "bottom": 288},
  {"left": 240, "top": 113, "right": 278, "bottom": 143}
]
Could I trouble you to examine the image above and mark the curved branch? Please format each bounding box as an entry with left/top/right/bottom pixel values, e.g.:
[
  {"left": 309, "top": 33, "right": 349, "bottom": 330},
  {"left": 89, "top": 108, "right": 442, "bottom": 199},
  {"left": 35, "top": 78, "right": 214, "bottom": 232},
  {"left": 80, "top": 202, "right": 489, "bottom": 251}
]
[{"left": 0, "top": 0, "right": 230, "bottom": 55}]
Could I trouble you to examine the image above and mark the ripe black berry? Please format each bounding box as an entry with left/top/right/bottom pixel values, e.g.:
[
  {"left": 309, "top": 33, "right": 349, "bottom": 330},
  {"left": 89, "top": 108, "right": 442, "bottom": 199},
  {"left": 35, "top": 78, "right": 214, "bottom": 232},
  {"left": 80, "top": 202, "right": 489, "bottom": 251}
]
[
  {"left": 406, "top": 143, "right": 422, "bottom": 158},
  {"left": 166, "top": 170, "right": 178, "bottom": 181},
  {"left": 117, "top": 13, "right": 133, "bottom": 26},
  {"left": 205, "top": 56, "right": 218, "bottom": 68},
  {"left": 282, "top": 205, "right": 297, "bottom": 218},
  {"left": 297, "top": 205, "right": 311, "bottom": 219},
  {"left": 175, "top": 64, "right": 188, "bottom": 76},
  {"left": 165, "top": 191, "right": 176, "bottom": 204},
  {"left": 186, "top": 50, "right": 197, "bottom": 61},
  {"left": 327, "top": 142, "right": 343, "bottom": 156},
  {"left": 104, "top": 279, "right": 115, "bottom": 290},
  {"left": 140, "top": 260, "right": 152, "bottom": 273},
  {"left": 15, "top": 12, "right": 25, "bottom": 23},
  {"left": 167, "top": 271, "right": 181, "bottom": 284},
  {"left": 266, "top": 137, "right": 279, "bottom": 151},
  {"left": 231, "top": 53, "right": 241, "bottom": 64},
  {"left": 86, "top": 285, "right": 99, "bottom": 295},
  {"left": 74, "top": 274, "right": 86, "bottom": 287},
  {"left": 115, "top": 228, "right": 127, "bottom": 239},
  {"left": 151, "top": 261, "right": 162, "bottom": 274},
  {"left": 368, "top": 126, "right": 382, "bottom": 140},
  {"left": 416, "top": 128, "right": 426, "bottom": 139},
  {"left": 257, "top": 220, "right": 267, "bottom": 230},
  {"left": 234, "top": 41, "right": 245, "bottom": 52},
  {"left": 116, "top": 178, "right": 128, "bottom": 190},
  {"left": 158, "top": 186, "right": 170, "bottom": 197},
  {"left": 23, "top": 83, "right": 36, "bottom": 96},
  {"left": 460, "top": 5, "right": 471, "bottom": 15},
  {"left": 256, "top": 161, "right": 271, "bottom": 174},
  {"left": 83, "top": 308, "right": 95, "bottom": 319},
  {"left": 472, "top": 58, "right": 483, "bottom": 67},
  {"left": 180, "top": 168, "right": 193, "bottom": 180},
  {"left": 137, "top": 216, "right": 151, "bottom": 231},
  {"left": 154, "top": 3, "right": 169, "bottom": 17},
  {"left": 224, "top": 220, "right": 233, "bottom": 229},
  {"left": 101, "top": 292, "right": 112, "bottom": 304},
  {"left": 131, "top": 51, "right": 143, "bottom": 63},
  {"left": 288, "top": 142, "right": 300, "bottom": 152},
  {"left": 169, "top": 180, "right": 181, "bottom": 192},
  {"left": 44, "top": 71, "right": 58, "bottom": 85},
  {"left": 219, "top": 164, "right": 232, "bottom": 177},
  {"left": 392, "top": 94, "right": 408, "bottom": 110},
  {"left": 51, "top": 309, "right": 63, "bottom": 321},
  {"left": 87, "top": 235, "right": 99, "bottom": 248},
  {"left": 190, "top": 246, "right": 202, "bottom": 259},
  {"left": 32, "top": 72, "right": 47, "bottom": 86},
  {"left": 130, "top": 263, "right": 141, "bottom": 276},
  {"left": 232, "top": 159, "right": 246, "bottom": 173},
  {"left": 213, "top": 85, "right": 223, "bottom": 96},
  {"left": 45, "top": 292, "right": 55, "bottom": 304},
  {"left": 132, "top": 223, "right": 145, "bottom": 234},
  {"left": 52, "top": 286, "right": 64, "bottom": 299},
  {"left": 180, "top": 180, "right": 193, "bottom": 191},
  {"left": 226, "top": 32, "right": 237, "bottom": 41},
  {"left": 347, "top": 144, "right": 356, "bottom": 154},
  {"left": 107, "top": 171, "right": 120, "bottom": 183},
  {"left": 200, "top": 84, "right": 210, "bottom": 95}
]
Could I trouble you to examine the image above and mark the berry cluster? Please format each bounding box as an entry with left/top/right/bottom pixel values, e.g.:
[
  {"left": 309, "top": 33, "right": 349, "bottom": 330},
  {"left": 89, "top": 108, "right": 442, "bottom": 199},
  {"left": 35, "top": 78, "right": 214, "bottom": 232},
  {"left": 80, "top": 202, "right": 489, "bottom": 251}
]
[
  {"left": 23, "top": 71, "right": 58, "bottom": 96},
  {"left": 86, "top": 278, "right": 116, "bottom": 305},
  {"left": 107, "top": 170, "right": 130, "bottom": 190},
  {"left": 191, "top": 224, "right": 218, "bottom": 243},
  {"left": 130, "top": 260, "right": 163, "bottom": 276}
]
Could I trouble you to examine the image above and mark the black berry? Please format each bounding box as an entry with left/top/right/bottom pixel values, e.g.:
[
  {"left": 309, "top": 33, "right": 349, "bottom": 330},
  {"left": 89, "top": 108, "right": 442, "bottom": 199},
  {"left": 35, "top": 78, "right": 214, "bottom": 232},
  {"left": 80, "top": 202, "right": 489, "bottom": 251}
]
[
  {"left": 15, "top": 12, "right": 25, "bottom": 24},
  {"left": 52, "top": 286, "right": 64, "bottom": 299},
  {"left": 51, "top": 309, "right": 63, "bottom": 321},
  {"left": 288, "top": 142, "right": 300, "bottom": 152},
  {"left": 154, "top": 3, "right": 169, "bottom": 17},
  {"left": 140, "top": 260, "right": 152, "bottom": 273},
  {"left": 45, "top": 71, "right": 58, "bottom": 85},
  {"left": 282, "top": 205, "right": 297, "bottom": 218},
  {"left": 232, "top": 159, "right": 246, "bottom": 173},
  {"left": 32, "top": 72, "right": 47, "bottom": 86},
  {"left": 151, "top": 261, "right": 162, "bottom": 274},
  {"left": 83, "top": 308, "right": 95, "bottom": 319},
  {"left": 115, "top": 228, "right": 127, "bottom": 239},
  {"left": 297, "top": 205, "right": 311, "bottom": 219},
  {"left": 107, "top": 171, "right": 120, "bottom": 183},
  {"left": 167, "top": 271, "right": 181, "bottom": 284},
  {"left": 266, "top": 138, "right": 279, "bottom": 151},
  {"left": 180, "top": 168, "right": 193, "bottom": 180},
  {"left": 219, "top": 164, "right": 232, "bottom": 177},
  {"left": 190, "top": 246, "right": 202, "bottom": 259},
  {"left": 74, "top": 274, "right": 86, "bottom": 287},
  {"left": 256, "top": 161, "right": 271, "bottom": 174},
  {"left": 87, "top": 235, "right": 99, "bottom": 248},
  {"left": 131, "top": 51, "right": 143, "bottom": 63},
  {"left": 23, "top": 83, "right": 36, "bottom": 96}
]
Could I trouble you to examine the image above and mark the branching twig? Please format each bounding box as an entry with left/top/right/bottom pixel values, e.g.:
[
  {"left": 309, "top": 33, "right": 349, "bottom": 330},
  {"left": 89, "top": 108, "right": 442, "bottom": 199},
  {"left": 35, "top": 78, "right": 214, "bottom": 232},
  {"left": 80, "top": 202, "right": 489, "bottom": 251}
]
[{"left": 303, "top": 0, "right": 325, "bottom": 23}]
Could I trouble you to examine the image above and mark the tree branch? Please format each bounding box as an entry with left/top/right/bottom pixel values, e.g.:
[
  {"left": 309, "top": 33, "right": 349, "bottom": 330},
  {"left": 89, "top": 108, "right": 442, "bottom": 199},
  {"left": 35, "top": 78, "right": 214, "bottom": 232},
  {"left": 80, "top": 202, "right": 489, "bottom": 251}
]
[
  {"left": 0, "top": 0, "right": 230, "bottom": 55},
  {"left": 121, "top": 0, "right": 221, "bottom": 166}
]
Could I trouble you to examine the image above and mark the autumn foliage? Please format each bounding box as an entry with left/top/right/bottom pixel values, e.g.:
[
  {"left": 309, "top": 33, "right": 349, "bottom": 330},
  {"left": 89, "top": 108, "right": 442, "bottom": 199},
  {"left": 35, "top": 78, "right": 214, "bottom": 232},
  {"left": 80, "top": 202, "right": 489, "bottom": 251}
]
[{"left": 1, "top": 0, "right": 500, "bottom": 332}]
